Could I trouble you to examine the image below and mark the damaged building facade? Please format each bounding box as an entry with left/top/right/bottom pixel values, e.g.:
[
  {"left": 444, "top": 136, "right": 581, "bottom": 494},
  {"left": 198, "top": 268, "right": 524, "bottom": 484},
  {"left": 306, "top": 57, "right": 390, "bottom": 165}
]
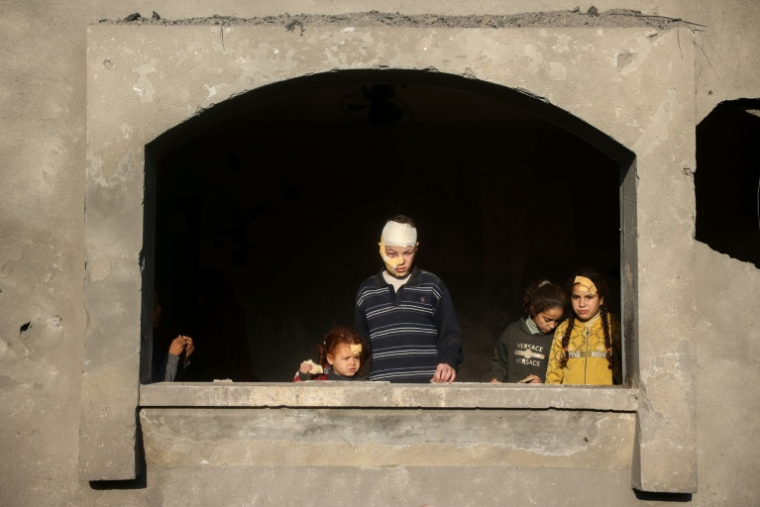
[{"left": 1, "top": 2, "right": 759, "bottom": 506}]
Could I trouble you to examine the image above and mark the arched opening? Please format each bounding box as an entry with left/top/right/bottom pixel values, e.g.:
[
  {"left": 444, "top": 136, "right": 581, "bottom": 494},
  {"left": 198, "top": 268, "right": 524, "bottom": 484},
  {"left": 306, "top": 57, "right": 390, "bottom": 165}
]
[
  {"left": 695, "top": 99, "right": 760, "bottom": 267},
  {"left": 144, "top": 70, "right": 632, "bottom": 383}
]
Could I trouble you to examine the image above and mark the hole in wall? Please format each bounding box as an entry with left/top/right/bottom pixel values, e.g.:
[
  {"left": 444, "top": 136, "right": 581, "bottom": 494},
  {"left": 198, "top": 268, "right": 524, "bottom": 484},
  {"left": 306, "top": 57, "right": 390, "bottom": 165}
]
[
  {"left": 147, "top": 71, "right": 626, "bottom": 383},
  {"left": 695, "top": 99, "right": 760, "bottom": 267}
]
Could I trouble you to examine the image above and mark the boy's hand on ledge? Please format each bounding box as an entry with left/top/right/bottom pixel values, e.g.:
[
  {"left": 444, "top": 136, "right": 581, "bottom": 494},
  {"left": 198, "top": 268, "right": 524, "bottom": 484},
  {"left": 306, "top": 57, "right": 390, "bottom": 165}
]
[{"left": 431, "top": 363, "right": 456, "bottom": 383}]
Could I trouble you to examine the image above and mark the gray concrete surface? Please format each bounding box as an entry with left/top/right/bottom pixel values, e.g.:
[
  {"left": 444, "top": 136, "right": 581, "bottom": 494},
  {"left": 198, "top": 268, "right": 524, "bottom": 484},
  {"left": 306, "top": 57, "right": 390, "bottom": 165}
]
[
  {"left": 1, "top": 2, "right": 759, "bottom": 506},
  {"left": 140, "top": 407, "right": 636, "bottom": 468},
  {"left": 83, "top": 22, "right": 696, "bottom": 491},
  {"left": 141, "top": 466, "right": 645, "bottom": 507},
  {"left": 139, "top": 382, "right": 639, "bottom": 410}
]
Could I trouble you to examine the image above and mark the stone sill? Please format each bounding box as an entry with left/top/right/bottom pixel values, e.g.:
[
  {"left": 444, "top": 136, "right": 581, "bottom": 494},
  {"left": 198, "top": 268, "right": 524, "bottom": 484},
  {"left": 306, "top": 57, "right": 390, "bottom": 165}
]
[{"left": 139, "top": 382, "right": 638, "bottom": 411}]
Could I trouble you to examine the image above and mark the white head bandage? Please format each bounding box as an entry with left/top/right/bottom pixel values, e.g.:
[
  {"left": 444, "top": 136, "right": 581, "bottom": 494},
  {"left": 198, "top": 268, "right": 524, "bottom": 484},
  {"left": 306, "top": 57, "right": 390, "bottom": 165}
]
[{"left": 381, "top": 221, "right": 417, "bottom": 247}]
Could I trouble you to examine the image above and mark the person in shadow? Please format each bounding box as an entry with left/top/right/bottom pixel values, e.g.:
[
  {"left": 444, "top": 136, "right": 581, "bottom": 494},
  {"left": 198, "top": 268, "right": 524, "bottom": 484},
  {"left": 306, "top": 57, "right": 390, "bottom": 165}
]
[
  {"left": 151, "top": 291, "right": 195, "bottom": 382},
  {"left": 181, "top": 268, "right": 255, "bottom": 382}
]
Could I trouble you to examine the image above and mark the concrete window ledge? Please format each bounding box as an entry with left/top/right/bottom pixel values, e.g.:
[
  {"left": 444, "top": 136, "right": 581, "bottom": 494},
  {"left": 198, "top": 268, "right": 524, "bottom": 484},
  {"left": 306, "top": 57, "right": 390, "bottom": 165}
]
[{"left": 139, "top": 383, "right": 638, "bottom": 411}]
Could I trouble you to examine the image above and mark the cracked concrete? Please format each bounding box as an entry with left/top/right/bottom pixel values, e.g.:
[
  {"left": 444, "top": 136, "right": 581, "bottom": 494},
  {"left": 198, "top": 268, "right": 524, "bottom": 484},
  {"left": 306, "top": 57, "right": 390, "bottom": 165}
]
[{"left": 99, "top": 9, "right": 699, "bottom": 31}]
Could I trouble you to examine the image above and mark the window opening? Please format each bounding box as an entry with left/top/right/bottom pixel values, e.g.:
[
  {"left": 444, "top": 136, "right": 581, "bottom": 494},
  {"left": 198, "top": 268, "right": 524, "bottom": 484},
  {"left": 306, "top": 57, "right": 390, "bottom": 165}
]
[
  {"left": 695, "top": 99, "right": 760, "bottom": 267},
  {"left": 145, "top": 71, "right": 625, "bottom": 384}
]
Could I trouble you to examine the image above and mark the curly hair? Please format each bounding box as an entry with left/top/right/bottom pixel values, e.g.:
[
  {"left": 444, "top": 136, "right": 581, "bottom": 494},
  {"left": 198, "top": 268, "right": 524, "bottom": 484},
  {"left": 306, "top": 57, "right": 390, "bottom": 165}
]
[{"left": 522, "top": 279, "right": 567, "bottom": 317}]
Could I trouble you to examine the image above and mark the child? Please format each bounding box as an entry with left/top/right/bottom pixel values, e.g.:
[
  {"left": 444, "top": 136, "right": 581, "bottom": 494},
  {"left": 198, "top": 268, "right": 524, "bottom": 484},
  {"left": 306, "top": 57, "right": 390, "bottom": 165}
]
[
  {"left": 545, "top": 270, "right": 622, "bottom": 385},
  {"left": 294, "top": 327, "right": 368, "bottom": 381},
  {"left": 354, "top": 215, "right": 464, "bottom": 383},
  {"left": 490, "top": 279, "right": 566, "bottom": 384}
]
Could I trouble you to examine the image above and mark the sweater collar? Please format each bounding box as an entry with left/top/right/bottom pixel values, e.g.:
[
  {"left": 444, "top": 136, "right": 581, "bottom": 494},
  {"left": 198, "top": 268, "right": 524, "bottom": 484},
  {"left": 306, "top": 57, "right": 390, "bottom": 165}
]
[
  {"left": 374, "top": 266, "right": 420, "bottom": 288},
  {"left": 573, "top": 312, "right": 603, "bottom": 328},
  {"left": 524, "top": 316, "right": 541, "bottom": 335}
]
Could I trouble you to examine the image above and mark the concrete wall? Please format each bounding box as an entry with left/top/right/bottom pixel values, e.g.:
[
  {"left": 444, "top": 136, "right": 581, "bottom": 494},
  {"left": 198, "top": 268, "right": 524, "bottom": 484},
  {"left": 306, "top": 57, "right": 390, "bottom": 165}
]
[{"left": 1, "top": 2, "right": 759, "bottom": 506}]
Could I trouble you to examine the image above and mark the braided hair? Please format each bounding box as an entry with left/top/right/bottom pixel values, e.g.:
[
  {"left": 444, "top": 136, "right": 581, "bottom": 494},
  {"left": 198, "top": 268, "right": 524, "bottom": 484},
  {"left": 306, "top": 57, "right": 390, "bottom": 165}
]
[
  {"left": 559, "top": 269, "right": 614, "bottom": 370},
  {"left": 599, "top": 303, "right": 614, "bottom": 370},
  {"left": 559, "top": 313, "right": 575, "bottom": 369}
]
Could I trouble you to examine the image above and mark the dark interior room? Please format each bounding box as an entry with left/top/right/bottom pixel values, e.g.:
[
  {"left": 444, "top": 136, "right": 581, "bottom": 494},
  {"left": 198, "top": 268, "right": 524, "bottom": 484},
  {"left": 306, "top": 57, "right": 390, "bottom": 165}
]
[
  {"left": 695, "top": 100, "right": 760, "bottom": 268},
  {"left": 150, "top": 75, "right": 622, "bottom": 382}
]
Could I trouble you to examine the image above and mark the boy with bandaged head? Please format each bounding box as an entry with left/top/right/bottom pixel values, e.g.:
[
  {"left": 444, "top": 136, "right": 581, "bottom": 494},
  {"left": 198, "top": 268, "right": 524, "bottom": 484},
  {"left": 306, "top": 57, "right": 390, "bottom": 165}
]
[{"left": 354, "top": 215, "right": 464, "bottom": 383}]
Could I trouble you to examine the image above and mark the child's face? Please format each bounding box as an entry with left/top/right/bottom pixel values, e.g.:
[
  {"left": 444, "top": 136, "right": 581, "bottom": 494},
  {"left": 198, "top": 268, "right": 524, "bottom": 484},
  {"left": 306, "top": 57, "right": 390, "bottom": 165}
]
[
  {"left": 380, "top": 242, "right": 418, "bottom": 278},
  {"left": 326, "top": 343, "right": 362, "bottom": 377},
  {"left": 571, "top": 284, "right": 604, "bottom": 321},
  {"left": 532, "top": 307, "right": 564, "bottom": 333}
]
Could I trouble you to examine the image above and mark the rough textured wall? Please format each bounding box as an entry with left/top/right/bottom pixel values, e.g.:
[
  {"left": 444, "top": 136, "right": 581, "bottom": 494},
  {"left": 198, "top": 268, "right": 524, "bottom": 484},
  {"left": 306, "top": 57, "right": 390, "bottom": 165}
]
[
  {"left": 83, "top": 19, "right": 695, "bottom": 489},
  {"left": 138, "top": 407, "right": 638, "bottom": 507},
  {"left": 0, "top": 1, "right": 759, "bottom": 506}
]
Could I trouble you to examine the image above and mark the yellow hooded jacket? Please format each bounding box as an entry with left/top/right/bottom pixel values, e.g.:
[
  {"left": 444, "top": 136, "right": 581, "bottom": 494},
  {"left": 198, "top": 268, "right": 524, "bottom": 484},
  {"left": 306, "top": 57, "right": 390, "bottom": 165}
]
[{"left": 545, "top": 312, "right": 621, "bottom": 385}]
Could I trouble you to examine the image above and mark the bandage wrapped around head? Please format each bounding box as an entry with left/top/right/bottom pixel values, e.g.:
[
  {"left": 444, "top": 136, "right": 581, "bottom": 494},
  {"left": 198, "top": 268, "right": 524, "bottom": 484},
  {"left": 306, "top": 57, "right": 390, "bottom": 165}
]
[
  {"left": 378, "top": 220, "right": 417, "bottom": 271},
  {"left": 574, "top": 275, "right": 597, "bottom": 295},
  {"left": 382, "top": 221, "right": 417, "bottom": 247}
]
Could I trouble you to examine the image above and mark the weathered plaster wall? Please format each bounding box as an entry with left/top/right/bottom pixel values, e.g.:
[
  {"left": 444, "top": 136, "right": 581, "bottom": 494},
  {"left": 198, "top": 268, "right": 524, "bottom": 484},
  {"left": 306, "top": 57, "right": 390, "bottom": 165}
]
[
  {"left": 82, "top": 21, "right": 695, "bottom": 491},
  {"left": 139, "top": 407, "right": 638, "bottom": 506},
  {"left": 1, "top": 2, "right": 759, "bottom": 507}
]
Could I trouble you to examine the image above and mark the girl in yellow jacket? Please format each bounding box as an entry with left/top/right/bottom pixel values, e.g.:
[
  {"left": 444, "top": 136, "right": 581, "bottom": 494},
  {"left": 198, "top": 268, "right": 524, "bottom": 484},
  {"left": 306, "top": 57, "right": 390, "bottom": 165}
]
[{"left": 545, "top": 270, "right": 621, "bottom": 385}]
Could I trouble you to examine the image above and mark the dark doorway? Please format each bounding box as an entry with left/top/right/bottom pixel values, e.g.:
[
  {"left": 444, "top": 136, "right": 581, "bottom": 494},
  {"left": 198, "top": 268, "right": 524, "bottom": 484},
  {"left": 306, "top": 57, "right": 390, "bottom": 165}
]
[
  {"left": 695, "top": 100, "right": 760, "bottom": 267},
  {"left": 150, "top": 72, "right": 622, "bottom": 382}
]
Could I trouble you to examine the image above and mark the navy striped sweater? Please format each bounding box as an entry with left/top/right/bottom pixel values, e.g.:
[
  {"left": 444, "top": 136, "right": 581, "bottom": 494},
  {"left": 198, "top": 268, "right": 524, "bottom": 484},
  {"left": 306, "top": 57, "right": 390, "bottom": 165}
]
[{"left": 354, "top": 268, "right": 464, "bottom": 383}]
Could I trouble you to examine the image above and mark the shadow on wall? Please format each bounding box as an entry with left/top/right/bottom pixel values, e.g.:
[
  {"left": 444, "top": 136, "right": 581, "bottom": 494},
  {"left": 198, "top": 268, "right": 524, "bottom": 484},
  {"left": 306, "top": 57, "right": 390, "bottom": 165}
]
[{"left": 634, "top": 490, "right": 692, "bottom": 502}]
